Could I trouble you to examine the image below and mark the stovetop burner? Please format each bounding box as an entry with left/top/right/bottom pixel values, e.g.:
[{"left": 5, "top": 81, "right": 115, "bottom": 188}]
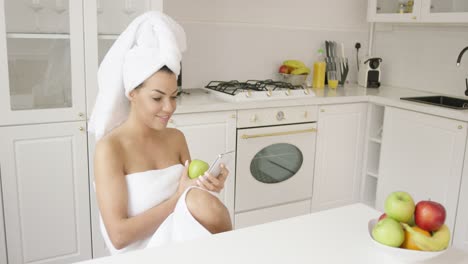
[
  {"left": 205, "top": 79, "right": 304, "bottom": 96},
  {"left": 203, "top": 79, "right": 315, "bottom": 102}
]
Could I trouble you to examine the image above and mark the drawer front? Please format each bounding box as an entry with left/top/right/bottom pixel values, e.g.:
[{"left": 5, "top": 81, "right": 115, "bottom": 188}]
[
  {"left": 234, "top": 199, "right": 311, "bottom": 229},
  {"left": 237, "top": 105, "right": 318, "bottom": 128}
]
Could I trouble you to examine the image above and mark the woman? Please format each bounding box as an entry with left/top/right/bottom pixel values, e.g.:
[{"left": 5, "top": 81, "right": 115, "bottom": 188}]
[{"left": 89, "top": 12, "right": 232, "bottom": 255}]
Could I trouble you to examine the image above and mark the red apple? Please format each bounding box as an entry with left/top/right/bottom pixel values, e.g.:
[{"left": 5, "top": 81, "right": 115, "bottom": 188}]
[
  {"left": 278, "top": 65, "right": 290, "bottom": 74},
  {"left": 378, "top": 213, "right": 387, "bottom": 221},
  {"left": 415, "top": 200, "right": 446, "bottom": 232}
]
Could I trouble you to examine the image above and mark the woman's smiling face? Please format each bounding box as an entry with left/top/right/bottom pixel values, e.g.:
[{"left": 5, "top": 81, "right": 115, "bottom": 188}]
[{"left": 129, "top": 69, "right": 178, "bottom": 131}]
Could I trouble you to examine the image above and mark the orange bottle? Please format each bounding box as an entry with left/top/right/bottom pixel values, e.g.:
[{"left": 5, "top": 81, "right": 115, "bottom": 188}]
[{"left": 312, "top": 49, "right": 326, "bottom": 89}]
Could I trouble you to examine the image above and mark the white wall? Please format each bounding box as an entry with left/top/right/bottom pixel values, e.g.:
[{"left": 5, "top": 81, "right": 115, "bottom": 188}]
[
  {"left": 164, "top": 0, "right": 369, "bottom": 88},
  {"left": 373, "top": 24, "right": 468, "bottom": 97}
]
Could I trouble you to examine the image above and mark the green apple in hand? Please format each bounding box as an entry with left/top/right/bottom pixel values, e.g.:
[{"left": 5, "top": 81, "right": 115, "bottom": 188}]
[
  {"left": 188, "top": 159, "right": 209, "bottom": 179},
  {"left": 372, "top": 218, "right": 405, "bottom": 247},
  {"left": 385, "top": 191, "right": 415, "bottom": 223}
]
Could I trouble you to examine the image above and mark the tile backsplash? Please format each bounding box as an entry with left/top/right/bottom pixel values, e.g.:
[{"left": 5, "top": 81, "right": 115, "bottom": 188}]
[
  {"left": 374, "top": 25, "right": 468, "bottom": 97},
  {"left": 165, "top": 0, "right": 369, "bottom": 89}
]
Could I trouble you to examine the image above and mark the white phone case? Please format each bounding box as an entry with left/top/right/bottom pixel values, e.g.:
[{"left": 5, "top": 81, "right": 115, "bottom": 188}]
[{"left": 208, "top": 151, "right": 235, "bottom": 177}]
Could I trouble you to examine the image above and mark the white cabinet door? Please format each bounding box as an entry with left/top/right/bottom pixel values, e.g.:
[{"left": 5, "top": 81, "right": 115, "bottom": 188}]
[
  {"left": 368, "top": 0, "right": 422, "bottom": 22},
  {"left": 453, "top": 140, "right": 468, "bottom": 252},
  {"left": 368, "top": 0, "right": 468, "bottom": 23},
  {"left": 170, "top": 111, "right": 237, "bottom": 222},
  {"left": 0, "top": 178, "right": 6, "bottom": 264},
  {"left": 376, "top": 107, "right": 466, "bottom": 235},
  {"left": 0, "top": 0, "right": 87, "bottom": 125},
  {"left": 83, "top": 0, "right": 163, "bottom": 119},
  {"left": 0, "top": 121, "right": 91, "bottom": 264},
  {"left": 420, "top": 0, "right": 468, "bottom": 23},
  {"left": 312, "top": 103, "right": 368, "bottom": 212}
]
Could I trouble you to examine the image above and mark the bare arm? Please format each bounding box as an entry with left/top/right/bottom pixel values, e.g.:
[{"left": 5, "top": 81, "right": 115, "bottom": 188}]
[{"left": 94, "top": 140, "right": 181, "bottom": 250}]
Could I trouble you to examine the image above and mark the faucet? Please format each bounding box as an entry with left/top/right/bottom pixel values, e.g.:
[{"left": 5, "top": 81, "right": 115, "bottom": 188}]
[{"left": 456, "top": 46, "right": 468, "bottom": 96}]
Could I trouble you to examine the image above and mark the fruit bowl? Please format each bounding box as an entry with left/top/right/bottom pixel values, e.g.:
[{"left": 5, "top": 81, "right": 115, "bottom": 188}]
[
  {"left": 277, "top": 73, "right": 307, "bottom": 86},
  {"left": 368, "top": 219, "right": 447, "bottom": 263}
]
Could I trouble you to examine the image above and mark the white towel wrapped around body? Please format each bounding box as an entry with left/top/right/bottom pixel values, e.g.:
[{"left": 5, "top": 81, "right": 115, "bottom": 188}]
[
  {"left": 99, "top": 164, "right": 211, "bottom": 255},
  {"left": 88, "top": 11, "right": 186, "bottom": 141}
]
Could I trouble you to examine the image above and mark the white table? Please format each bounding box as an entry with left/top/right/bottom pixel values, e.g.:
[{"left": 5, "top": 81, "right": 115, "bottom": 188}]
[{"left": 76, "top": 203, "right": 468, "bottom": 264}]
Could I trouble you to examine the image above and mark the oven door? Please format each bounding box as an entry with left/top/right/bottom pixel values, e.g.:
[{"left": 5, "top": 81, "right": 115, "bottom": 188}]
[{"left": 235, "top": 122, "right": 316, "bottom": 212}]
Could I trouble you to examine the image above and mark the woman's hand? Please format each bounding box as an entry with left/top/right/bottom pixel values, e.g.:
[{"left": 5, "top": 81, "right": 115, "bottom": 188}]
[
  {"left": 175, "top": 160, "right": 199, "bottom": 197},
  {"left": 196, "top": 164, "right": 229, "bottom": 193}
]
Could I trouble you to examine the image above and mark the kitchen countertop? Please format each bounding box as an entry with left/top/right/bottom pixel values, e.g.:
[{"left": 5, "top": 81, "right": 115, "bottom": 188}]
[
  {"left": 76, "top": 203, "right": 468, "bottom": 264},
  {"left": 174, "top": 84, "right": 468, "bottom": 122}
]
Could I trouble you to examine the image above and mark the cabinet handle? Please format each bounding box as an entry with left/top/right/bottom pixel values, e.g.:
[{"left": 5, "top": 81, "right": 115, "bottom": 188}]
[
  {"left": 458, "top": 125, "right": 463, "bottom": 129},
  {"left": 412, "top": 16, "right": 417, "bottom": 20},
  {"left": 231, "top": 114, "right": 236, "bottom": 119},
  {"left": 320, "top": 109, "right": 325, "bottom": 112},
  {"left": 79, "top": 127, "right": 84, "bottom": 132},
  {"left": 78, "top": 112, "right": 84, "bottom": 118},
  {"left": 241, "top": 128, "right": 317, "bottom": 139}
]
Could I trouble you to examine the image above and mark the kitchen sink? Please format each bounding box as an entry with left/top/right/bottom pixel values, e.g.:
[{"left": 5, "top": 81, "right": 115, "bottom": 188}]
[{"left": 400, "top": 96, "right": 468, "bottom": 110}]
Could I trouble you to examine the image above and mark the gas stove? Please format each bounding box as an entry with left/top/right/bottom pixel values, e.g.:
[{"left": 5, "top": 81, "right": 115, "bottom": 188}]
[{"left": 204, "top": 80, "right": 315, "bottom": 102}]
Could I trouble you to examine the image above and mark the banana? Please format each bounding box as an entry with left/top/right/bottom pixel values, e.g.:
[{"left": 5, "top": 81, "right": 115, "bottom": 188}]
[
  {"left": 291, "top": 67, "right": 311, "bottom": 75},
  {"left": 402, "top": 223, "right": 450, "bottom": 251},
  {"left": 283, "top": 60, "right": 306, "bottom": 69}
]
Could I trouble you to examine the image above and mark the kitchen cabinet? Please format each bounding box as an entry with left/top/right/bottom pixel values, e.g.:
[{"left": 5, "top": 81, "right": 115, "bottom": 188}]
[
  {"left": 0, "top": 0, "right": 87, "bottom": 126},
  {"left": 376, "top": 107, "right": 467, "bottom": 236},
  {"left": 169, "top": 111, "right": 237, "bottom": 222},
  {"left": 368, "top": 0, "right": 468, "bottom": 23},
  {"left": 453, "top": 141, "right": 468, "bottom": 252},
  {"left": 83, "top": 0, "right": 163, "bottom": 118},
  {"left": 0, "top": 121, "right": 91, "bottom": 264},
  {"left": 312, "top": 103, "right": 368, "bottom": 212},
  {"left": 0, "top": 0, "right": 164, "bottom": 261},
  {"left": 0, "top": 183, "right": 6, "bottom": 264}
]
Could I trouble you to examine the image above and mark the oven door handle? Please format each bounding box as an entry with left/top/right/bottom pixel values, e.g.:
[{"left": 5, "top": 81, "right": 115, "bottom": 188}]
[{"left": 240, "top": 128, "right": 317, "bottom": 139}]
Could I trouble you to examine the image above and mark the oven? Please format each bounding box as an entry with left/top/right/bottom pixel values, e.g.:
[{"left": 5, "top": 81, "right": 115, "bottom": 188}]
[{"left": 234, "top": 105, "right": 318, "bottom": 228}]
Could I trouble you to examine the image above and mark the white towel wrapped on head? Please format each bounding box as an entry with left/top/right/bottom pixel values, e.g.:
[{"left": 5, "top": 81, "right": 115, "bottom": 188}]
[{"left": 88, "top": 11, "right": 187, "bottom": 141}]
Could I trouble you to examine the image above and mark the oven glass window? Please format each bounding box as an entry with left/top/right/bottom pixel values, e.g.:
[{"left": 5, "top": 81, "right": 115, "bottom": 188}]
[{"left": 250, "top": 143, "right": 303, "bottom": 184}]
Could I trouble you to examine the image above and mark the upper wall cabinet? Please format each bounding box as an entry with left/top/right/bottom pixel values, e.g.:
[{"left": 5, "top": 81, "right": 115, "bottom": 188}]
[
  {"left": 83, "top": 0, "right": 162, "bottom": 119},
  {"left": 0, "top": 0, "right": 86, "bottom": 126},
  {"left": 368, "top": 0, "right": 468, "bottom": 23},
  {"left": 0, "top": 0, "right": 163, "bottom": 126}
]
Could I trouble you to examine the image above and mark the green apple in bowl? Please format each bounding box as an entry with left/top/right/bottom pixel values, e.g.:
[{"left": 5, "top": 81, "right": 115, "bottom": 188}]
[
  {"left": 372, "top": 218, "right": 405, "bottom": 247},
  {"left": 188, "top": 159, "right": 209, "bottom": 179},
  {"left": 385, "top": 191, "right": 415, "bottom": 223}
]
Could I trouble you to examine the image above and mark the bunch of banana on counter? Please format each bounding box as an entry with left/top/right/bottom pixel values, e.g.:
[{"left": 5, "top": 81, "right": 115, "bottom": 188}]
[{"left": 278, "top": 60, "right": 310, "bottom": 75}]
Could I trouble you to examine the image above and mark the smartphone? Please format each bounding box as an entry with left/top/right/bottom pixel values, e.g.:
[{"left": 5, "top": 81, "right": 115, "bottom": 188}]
[{"left": 208, "top": 151, "right": 235, "bottom": 177}]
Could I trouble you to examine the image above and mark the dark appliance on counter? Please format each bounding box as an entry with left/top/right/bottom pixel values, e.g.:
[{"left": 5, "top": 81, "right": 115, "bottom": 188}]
[{"left": 358, "top": 57, "right": 382, "bottom": 88}]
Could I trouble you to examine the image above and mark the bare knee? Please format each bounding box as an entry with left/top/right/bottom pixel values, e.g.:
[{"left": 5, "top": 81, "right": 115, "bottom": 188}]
[{"left": 185, "top": 188, "right": 232, "bottom": 234}]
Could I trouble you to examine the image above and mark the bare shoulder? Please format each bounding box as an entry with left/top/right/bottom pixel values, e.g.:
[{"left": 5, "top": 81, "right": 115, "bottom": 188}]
[
  {"left": 95, "top": 134, "right": 122, "bottom": 158},
  {"left": 166, "top": 127, "right": 185, "bottom": 138},
  {"left": 164, "top": 128, "right": 190, "bottom": 162},
  {"left": 94, "top": 133, "right": 125, "bottom": 176}
]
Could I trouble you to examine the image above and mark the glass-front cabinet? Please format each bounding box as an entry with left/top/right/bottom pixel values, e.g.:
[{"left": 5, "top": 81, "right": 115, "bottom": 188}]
[
  {"left": 420, "top": 0, "right": 468, "bottom": 22},
  {"left": 368, "top": 0, "right": 422, "bottom": 22},
  {"left": 83, "top": 0, "right": 162, "bottom": 118},
  {"left": 0, "top": 0, "right": 86, "bottom": 125},
  {"left": 368, "top": 0, "right": 468, "bottom": 23}
]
